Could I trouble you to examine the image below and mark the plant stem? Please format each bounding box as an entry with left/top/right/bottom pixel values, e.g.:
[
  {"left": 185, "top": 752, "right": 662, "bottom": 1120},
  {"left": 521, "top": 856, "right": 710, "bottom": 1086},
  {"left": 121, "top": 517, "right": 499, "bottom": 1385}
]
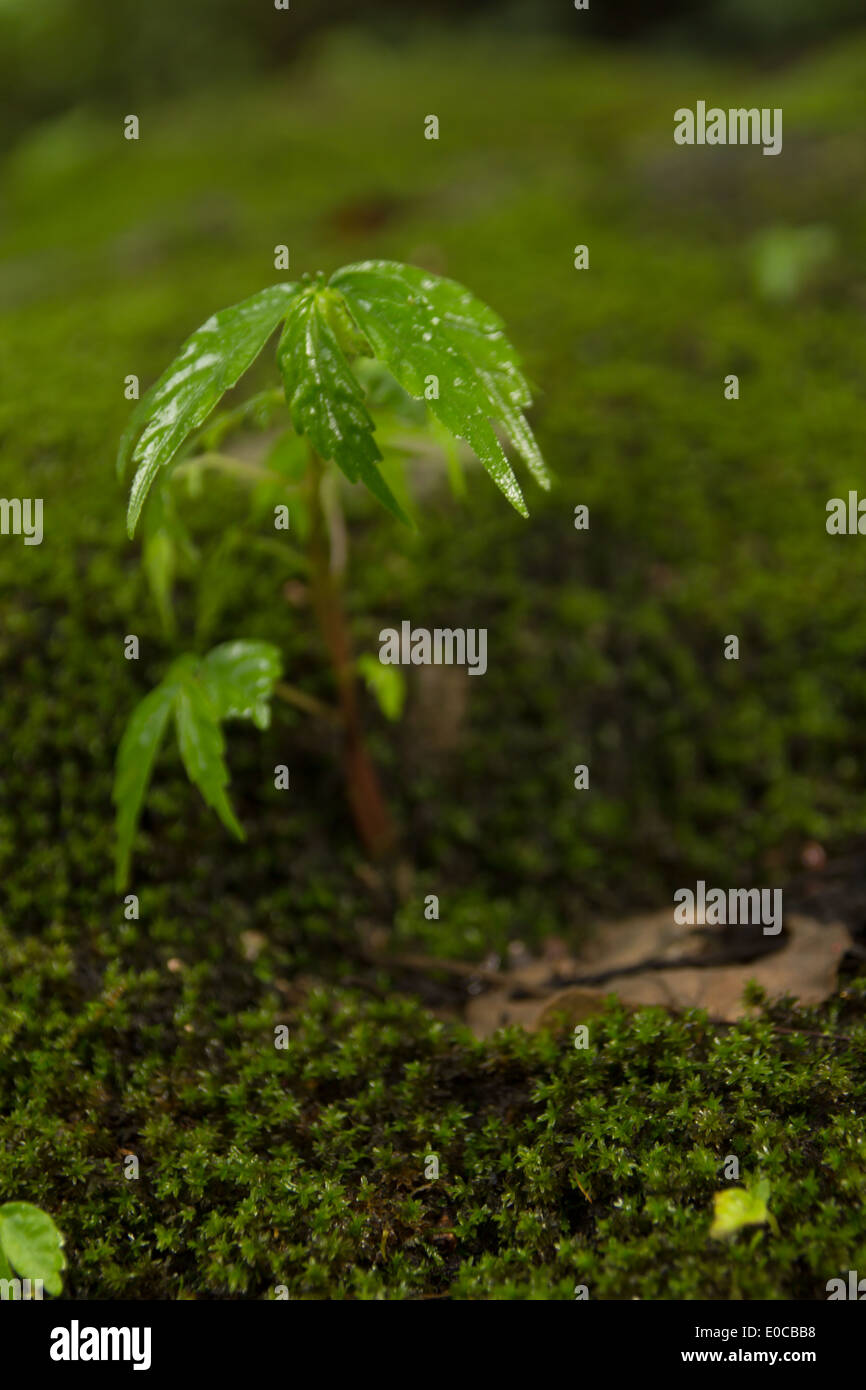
[
  {"left": 274, "top": 682, "right": 341, "bottom": 723},
  {"left": 174, "top": 452, "right": 286, "bottom": 485},
  {"left": 305, "top": 452, "right": 397, "bottom": 857}
]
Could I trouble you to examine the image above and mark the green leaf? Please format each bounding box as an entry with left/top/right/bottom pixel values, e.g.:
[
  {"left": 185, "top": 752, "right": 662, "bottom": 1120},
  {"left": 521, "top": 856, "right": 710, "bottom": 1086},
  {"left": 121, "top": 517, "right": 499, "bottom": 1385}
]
[
  {"left": 195, "top": 528, "right": 246, "bottom": 644},
  {"left": 143, "top": 526, "right": 175, "bottom": 634},
  {"left": 173, "top": 676, "right": 244, "bottom": 841},
  {"left": 357, "top": 652, "right": 406, "bottom": 721},
  {"left": 116, "top": 379, "right": 158, "bottom": 480},
  {"left": 331, "top": 261, "right": 547, "bottom": 515},
  {"left": 201, "top": 640, "right": 282, "bottom": 731},
  {"left": 352, "top": 357, "right": 426, "bottom": 424},
  {"left": 0, "top": 1202, "right": 66, "bottom": 1296},
  {"left": 141, "top": 485, "right": 194, "bottom": 636},
  {"left": 249, "top": 429, "right": 306, "bottom": 527},
  {"left": 114, "top": 642, "right": 281, "bottom": 886},
  {"left": 376, "top": 451, "right": 416, "bottom": 527},
  {"left": 113, "top": 679, "right": 177, "bottom": 890},
  {"left": 388, "top": 262, "right": 549, "bottom": 492},
  {"left": 430, "top": 417, "right": 467, "bottom": 500},
  {"left": 124, "top": 283, "right": 300, "bottom": 537},
  {"left": 709, "top": 1179, "right": 777, "bottom": 1240},
  {"left": 198, "top": 387, "right": 286, "bottom": 452},
  {"left": 277, "top": 287, "right": 409, "bottom": 524}
]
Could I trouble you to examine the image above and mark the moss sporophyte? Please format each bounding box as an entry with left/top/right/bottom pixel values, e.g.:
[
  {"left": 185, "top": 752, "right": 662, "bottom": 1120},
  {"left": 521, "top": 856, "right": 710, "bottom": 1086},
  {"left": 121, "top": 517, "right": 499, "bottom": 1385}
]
[{"left": 114, "top": 261, "right": 549, "bottom": 888}]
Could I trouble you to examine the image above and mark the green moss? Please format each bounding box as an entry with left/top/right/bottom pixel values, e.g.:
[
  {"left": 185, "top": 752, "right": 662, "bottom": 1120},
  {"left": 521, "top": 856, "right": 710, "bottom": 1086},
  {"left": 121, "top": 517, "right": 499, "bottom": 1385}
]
[{"left": 2, "top": 927, "right": 865, "bottom": 1298}]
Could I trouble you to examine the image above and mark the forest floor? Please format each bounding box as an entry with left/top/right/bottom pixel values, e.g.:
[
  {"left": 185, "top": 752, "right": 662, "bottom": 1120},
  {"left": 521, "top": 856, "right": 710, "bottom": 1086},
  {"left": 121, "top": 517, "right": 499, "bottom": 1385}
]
[{"left": 3, "top": 31, "right": 866, "bottom": 1297}]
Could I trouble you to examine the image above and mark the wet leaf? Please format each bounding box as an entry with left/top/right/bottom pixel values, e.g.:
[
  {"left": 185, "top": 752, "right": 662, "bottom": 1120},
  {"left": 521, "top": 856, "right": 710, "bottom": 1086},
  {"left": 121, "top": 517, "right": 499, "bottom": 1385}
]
[
  {"left": 113, "top": 643, "right": 281, "bottom": 888},
  {"left": 331, "top": 260, "right": 547, "bottom": 515},
  {"left": 463, "top": 913, "right": 848, "bottom": 1037},
  {"left": 113, "top": 679, "right": 177, "bottom": 891},
  {"left": 277, "top": 287, "right": 408, "bottom": 523},
  {"left": 174, "top": 675, "right": 243, "bottom": 841},
  {"left": 123, "top": 283, "right": 300, "bottom": 535},
  {"left": 202, "top": 640, "right": 282, "bottom": 731}
]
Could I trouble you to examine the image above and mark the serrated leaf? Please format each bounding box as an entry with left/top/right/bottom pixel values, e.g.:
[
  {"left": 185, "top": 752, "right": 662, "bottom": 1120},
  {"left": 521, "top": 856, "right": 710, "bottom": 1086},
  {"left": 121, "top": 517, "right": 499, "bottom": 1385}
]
[
  {"left": 709, "top": 1180, "right": 776, "bottom": 1240},
  {"left": 377, "top": 262, "right": 550, "bottom": 491},
  {"left": 277, "top": 288, "right": 409, "bottom": 524},
  {"left": 0, "top": 1202, "right": 66, "bottom": 1296},
  {"left": 201, "top": 640, "right": 282, "bottom": 731},
  {"left": 116, "top": 379, "right": 158, "bottom": 480},
  {"left": 376, "top": 451, "right": 416, "bottom": 526},
  {"left": 115, "top": 644, "right": 277, "bottom": 887},
  {"left": 173, "top": 677, "right": 244, "bottom": 840},
  {"left": 331, "top": 260, "right": 544, "bottom": 515},
  {"left": 124, "top": 283, "right": 300, "bottom": 537},
  {"left": 113, "top": 680, "right": 177, "bottom": 890}
]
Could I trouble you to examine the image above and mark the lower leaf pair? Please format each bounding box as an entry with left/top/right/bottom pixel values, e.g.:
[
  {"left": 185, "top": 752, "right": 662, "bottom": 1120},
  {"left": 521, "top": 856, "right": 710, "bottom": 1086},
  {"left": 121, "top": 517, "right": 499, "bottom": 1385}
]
[{"left": 113, "top": 640, "right": 281, "bottom": 889}]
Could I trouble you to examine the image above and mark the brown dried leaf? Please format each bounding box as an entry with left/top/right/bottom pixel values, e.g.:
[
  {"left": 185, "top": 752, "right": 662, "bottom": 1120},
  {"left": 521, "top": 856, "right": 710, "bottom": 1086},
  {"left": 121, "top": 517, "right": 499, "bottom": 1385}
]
[{"left": 463, "top": 912, "right": 849, "bottom": 1037}]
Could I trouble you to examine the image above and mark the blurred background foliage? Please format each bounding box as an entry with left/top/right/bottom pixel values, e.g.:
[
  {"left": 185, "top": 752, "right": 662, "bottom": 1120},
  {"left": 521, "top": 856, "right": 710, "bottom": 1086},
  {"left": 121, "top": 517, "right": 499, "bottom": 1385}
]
[{"left": 2, "top": 0, "right": 866, "bottom": 152}]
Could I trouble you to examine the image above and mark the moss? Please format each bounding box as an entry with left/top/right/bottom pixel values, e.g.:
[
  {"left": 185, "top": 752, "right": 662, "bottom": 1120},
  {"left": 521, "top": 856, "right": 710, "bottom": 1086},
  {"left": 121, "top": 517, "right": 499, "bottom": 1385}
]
[{"left": 2, "top": 927, "right": 865, "bottom": 1299}]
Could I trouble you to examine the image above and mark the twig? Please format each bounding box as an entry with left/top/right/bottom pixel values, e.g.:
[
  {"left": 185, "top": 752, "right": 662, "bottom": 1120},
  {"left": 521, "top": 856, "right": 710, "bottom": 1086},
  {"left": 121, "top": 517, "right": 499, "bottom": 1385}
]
[
  {"left": 356, "top": 946, "right": 509, "bottom": 986},
  {"left": 274, "top": 681, "right": 342, "bottom": 723}
]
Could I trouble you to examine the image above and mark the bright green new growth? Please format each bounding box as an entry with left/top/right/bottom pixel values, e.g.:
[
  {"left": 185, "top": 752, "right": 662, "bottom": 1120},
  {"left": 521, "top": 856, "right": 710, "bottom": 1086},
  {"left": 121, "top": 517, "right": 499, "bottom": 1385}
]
[
  {"left": 115, "top": 261, "right": 547, "bottom": 888},
  {"left": 113, "top": 641, "right": 281, "bottom": 889},
  {"left": 709, "top": 1177, "right": 779, "bottom": 1240},
  {"left": 119, "top": 260, "right": 549, "bottom": 533},
  {"left": 0, "top": 1202, "right": 66, "bottom": 1296}
]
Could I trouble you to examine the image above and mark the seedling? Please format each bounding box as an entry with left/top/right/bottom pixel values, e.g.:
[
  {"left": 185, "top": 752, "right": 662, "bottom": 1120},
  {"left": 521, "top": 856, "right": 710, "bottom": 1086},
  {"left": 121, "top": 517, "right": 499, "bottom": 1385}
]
[{"left": 115, "top": 260, "right": 548, "bottom": 888}]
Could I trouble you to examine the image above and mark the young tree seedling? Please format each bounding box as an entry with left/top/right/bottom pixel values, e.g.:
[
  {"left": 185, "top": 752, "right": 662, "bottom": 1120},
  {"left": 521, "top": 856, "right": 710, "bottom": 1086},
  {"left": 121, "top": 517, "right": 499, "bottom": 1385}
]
[{"left": 115, "top": 260, "right": 548, "bottom": 888}]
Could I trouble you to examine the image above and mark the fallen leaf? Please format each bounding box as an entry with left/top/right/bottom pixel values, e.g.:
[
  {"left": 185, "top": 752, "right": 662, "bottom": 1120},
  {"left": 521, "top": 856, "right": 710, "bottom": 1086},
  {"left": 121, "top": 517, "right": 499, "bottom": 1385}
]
[
  {"left": 463, "top": 912, "right": 848, "bottom": 1037},
  {"left": 588, "top": 913, "right": 848, "bottom": 1021}
]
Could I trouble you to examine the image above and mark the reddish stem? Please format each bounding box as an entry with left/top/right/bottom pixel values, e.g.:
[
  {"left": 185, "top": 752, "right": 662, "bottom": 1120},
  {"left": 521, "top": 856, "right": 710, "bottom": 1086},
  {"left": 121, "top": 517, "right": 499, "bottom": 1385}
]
[{"left": 306, "top": 454, "right": 396, "bottom": 857}]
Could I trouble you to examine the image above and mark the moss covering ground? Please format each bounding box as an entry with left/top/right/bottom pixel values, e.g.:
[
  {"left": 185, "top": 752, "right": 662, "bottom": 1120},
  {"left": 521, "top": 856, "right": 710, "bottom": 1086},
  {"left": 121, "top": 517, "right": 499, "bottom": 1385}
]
[{"left": 2, "top": 31, "right": 866, "bottom": 1297}]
